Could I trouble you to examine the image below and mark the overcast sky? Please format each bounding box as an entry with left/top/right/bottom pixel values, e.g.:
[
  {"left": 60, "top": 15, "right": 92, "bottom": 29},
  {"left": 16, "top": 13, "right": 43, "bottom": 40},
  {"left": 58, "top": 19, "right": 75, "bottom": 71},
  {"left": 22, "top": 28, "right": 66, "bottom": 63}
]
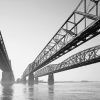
[{"left": 0, "top": 0, "right": 100, "bottom": 81}]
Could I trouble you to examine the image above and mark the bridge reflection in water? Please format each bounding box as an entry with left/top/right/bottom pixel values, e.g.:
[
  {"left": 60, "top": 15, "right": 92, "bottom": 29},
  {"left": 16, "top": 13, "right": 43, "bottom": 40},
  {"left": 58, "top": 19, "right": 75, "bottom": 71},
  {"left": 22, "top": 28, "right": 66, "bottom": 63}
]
[{"left": 0, "top": 82, "right": 100, "bottom": 100}]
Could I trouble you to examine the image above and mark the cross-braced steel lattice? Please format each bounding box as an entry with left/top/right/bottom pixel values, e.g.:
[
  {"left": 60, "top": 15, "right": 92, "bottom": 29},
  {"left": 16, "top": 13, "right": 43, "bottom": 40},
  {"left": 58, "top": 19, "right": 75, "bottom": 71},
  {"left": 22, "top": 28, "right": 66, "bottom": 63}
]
[{"left": 34, "top": 45, "right": 100, "bottom": 77}]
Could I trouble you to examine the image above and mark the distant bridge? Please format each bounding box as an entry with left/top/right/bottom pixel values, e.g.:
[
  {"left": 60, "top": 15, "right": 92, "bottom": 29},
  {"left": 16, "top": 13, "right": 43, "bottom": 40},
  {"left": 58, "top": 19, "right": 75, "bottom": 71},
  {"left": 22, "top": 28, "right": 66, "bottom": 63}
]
[
  {"left": 0, "top": 31, "right": 14, "bottom": 85},
  {"left": 22, "top": 0, "right": 100, "bottom": 85},
  {"left": 34, "top": 45, "right": 100, "bottom": 77}
]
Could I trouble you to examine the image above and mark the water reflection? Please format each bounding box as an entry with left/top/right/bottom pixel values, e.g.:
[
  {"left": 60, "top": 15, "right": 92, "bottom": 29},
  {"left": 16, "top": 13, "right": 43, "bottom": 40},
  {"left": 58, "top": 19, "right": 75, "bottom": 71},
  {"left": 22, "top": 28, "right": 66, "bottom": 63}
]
[
  {"left": 0, "top": 82, "right": 100, "bottom": 100},
  {"left": 27, "top": 86, "right": 34, "bottom": 100},
  {"left": 48, "top": 85, "right": 54, "bottom": 100},
  {"left": 1, "top": 85, "right": 13, "bottom": 100}
]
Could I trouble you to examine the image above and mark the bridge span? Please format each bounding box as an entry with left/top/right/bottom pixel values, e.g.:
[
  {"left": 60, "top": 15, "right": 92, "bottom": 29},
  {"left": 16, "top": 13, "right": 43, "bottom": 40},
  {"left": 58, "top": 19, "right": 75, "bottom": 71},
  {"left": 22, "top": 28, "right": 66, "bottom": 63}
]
[
  {"left": 0, "top": 31, "right": 14, "bottom": 85},
  {"left": 21, "top": 0, "right": 100, "bottom": 85},
  {"left": 34, "top": 45, "right": 100, "bottom": 84}
]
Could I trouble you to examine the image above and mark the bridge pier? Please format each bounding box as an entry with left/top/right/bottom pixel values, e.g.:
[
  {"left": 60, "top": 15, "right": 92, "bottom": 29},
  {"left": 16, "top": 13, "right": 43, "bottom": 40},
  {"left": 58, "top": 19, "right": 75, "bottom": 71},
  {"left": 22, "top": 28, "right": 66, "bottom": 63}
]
[
  {"left": 48, "top": 73, "right": 54, "bottom": 85},
  {"left": 21, "top": 77, "right": 26, "bottom": 84},
  {"left": 28, "top": 73, "right": 34, "bottom": 85},
  {"left": 34, "top": 77, "right": 38, "bottom": 84},
  {"left": 1, "top": 71, "right": 15, "bottom": 85}
]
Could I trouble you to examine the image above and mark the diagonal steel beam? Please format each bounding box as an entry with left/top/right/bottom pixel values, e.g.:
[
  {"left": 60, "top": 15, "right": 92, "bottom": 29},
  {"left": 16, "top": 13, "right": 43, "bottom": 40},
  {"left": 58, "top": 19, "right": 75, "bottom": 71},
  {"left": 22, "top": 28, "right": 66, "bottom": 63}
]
[{"left": 62, "top": 28, "right": 77, "bottom": 37}]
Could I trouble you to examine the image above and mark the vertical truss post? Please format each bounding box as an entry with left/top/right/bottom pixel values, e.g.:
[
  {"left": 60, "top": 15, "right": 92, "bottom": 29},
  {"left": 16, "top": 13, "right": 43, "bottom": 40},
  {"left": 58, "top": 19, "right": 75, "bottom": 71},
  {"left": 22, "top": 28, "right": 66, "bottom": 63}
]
[
  {"left": 66, "top": 21, "right": 68, "bottom": 30},
  {"left": 74, "top": 13, "right": 77, "bottom": 34},
  {"left": 64, "top": 23, "right": 68, "bottom": 43},
  {"left": 90, "top": 0, "right": 99, "bottom": 16},
  {"left": 96, "top": 1, "right": 98, "bottom": 16},
  {"left": 65, "top": 22, "right": 68, "bottom": 35},
  {"left": 84, "top": 0, "right": 86, "bottom": 28}
]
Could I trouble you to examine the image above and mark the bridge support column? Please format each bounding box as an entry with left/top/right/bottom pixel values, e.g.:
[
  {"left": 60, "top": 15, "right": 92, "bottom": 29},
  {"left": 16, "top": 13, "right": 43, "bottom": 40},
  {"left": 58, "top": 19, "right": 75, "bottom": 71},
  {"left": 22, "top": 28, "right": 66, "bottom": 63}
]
[
  {"left": 34, "top": 77, "right": 38, "bottom": 84},
  {"left": 48, "top": 73, "right": 54, "bottom": 85},
  {"left": 22, "top": 77, "right": 26, "bottom": 84},
  {"left": 1, "top": 71, "right": 15, "bottom": 85},
  {"left": 28, "top": 73, "right": 34, "bottom": 85}
]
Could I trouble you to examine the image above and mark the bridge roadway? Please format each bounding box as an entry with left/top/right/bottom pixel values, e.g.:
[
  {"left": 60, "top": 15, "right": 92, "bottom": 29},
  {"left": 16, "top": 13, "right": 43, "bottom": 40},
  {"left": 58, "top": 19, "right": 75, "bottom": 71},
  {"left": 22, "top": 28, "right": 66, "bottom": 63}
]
[
  {"left": 22, "top": 0, "right": 100, "bottom": 85},
  {"left": 0, "top": 31, "right": 14, "bottom": 85}
]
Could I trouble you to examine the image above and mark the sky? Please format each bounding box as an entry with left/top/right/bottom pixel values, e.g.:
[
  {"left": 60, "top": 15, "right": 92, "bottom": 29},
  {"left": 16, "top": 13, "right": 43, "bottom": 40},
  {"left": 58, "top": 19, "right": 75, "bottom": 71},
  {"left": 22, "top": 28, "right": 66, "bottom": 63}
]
[{"left": 0, "top": 0, "right": 100, "bottom": 81}]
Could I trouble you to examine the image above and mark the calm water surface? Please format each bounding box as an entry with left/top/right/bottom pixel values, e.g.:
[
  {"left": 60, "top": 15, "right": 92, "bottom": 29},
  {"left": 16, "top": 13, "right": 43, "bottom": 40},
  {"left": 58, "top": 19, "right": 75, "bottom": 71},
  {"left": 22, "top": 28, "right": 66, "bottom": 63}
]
[{"left": 0, "top": 82, "right": 100, "bottom": 100}]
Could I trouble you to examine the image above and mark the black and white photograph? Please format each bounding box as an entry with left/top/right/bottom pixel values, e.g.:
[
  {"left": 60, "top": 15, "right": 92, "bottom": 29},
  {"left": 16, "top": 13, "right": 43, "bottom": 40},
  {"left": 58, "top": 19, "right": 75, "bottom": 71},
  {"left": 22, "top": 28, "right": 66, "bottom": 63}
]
[{"left": 0, "top": 0, "right": 100, "bottom": 100}]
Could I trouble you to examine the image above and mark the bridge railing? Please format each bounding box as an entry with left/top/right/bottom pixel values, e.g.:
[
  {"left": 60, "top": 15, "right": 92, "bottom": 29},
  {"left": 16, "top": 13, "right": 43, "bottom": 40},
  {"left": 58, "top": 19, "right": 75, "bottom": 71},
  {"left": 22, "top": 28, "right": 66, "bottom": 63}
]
[{"left": 34, "top": 44, "right": 100, "bottom": 77}]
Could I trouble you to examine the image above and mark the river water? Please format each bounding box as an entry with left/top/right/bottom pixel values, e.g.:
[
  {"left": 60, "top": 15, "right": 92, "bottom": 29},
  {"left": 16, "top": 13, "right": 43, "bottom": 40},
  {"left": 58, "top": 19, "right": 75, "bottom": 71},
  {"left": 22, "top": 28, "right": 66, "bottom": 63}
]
[{"left": 0, "top": 82, "right": 100, "bottom": 100}]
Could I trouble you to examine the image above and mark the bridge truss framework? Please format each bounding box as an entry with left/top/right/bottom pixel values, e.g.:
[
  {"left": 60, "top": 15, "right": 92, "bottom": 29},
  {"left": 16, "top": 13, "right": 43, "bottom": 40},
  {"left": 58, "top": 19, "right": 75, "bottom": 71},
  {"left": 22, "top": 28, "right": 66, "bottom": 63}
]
[
  {"left": 22, "top": 0, "right": 100, "bottom": 78},
  {"left": 34, "top": 44, "right": 100, "bottom": 77}
]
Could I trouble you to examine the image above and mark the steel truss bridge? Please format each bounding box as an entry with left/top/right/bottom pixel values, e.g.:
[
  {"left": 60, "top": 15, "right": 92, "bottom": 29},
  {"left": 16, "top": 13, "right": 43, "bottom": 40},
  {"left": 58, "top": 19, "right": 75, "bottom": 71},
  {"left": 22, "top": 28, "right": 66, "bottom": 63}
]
[
  {"left": 34, "top": 45, "right": 100, "bottom": 77},
  {"left": 0, "top": 31, "right": 14, "bottom": 84},
  {"left": 22, "top": 0, "right": 100, "bottom": 79},
  {"left": 0, "top": 31, "right": 12, "bottom": 71}
]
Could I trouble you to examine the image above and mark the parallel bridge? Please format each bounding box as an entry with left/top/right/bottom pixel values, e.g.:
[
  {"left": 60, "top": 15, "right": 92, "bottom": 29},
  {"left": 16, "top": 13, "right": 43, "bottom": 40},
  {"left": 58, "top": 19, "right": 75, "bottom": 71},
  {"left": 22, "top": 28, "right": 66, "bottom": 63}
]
[
  {"left": 0, "top": 31, "right": 14, "bottom": 85},
  {"left": 34, "top": 45, "right": 100, "bottom": 77}
]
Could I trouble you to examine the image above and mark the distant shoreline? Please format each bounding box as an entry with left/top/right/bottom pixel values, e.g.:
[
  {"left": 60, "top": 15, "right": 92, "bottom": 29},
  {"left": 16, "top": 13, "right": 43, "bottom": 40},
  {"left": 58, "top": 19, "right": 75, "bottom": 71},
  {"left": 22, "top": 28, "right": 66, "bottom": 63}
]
[
  {"left": 14, "top": 80, "right": 100, "bottom": 84},
  {"left": 39, "top": 81, "right": 100, "bottom": 83}
]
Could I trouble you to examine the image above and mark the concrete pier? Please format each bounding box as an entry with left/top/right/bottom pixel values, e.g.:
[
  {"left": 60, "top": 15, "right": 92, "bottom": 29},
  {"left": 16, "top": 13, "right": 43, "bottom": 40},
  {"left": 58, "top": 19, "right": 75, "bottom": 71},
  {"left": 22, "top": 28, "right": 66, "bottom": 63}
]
[
  {"left": 1, "top": 71, "right": 15, "bottom": 85},
  {"left": 48, "top": 73, "right": 54, "bottom": 85},
  {"left": 28, "top": 73, "right": 34, "bottom": 85},
  {"left": 34, "top": 77, "right": 38, "bottom": 84},
  {"left": 21, "top": 77, "right": 26, "bottom": 84}
]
